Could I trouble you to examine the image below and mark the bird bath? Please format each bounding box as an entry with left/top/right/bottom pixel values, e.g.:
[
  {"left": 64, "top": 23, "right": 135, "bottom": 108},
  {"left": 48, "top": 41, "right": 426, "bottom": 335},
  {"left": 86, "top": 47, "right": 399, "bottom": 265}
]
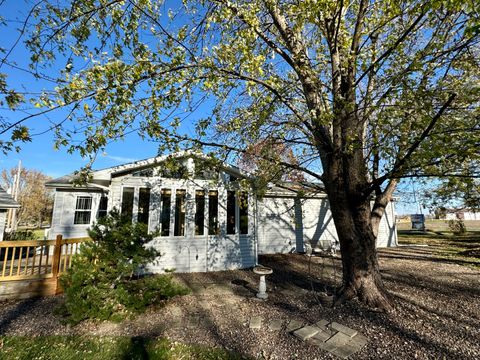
[{"left": 253, "top": 265, "right": 273, "bottom": 299}]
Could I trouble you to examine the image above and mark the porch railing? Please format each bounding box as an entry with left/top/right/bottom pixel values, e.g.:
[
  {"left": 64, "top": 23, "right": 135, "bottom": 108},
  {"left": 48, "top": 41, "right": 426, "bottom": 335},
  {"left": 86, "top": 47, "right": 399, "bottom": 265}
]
[{"left": 0, "top": 235, "right": 89, "bottom": 281}]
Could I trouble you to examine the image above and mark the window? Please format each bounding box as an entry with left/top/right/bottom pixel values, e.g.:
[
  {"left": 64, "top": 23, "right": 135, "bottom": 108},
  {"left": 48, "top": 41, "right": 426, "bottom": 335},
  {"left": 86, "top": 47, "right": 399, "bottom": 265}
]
[
  {"left": 97, "top": 195, "right": 108, "bottom": 219},
  {"left": 74, "top": 196, "right": 92, "bottom": 225},
  {"left": 195, "top": 190, "right": 205, "bottom": 236},
  {"left": 138, "top": 188, "right": 151, "bottom": 225},
  {"left": 195, "top": 190, "right": 205, "bottom": 235},
  {"left": 160, "top": 189, "right": 171, "bottom": 236},
  {"left": 121, "top": 187, "right": 134, "bottom": 221},
  {"left": 174, "top": 190, "right": 186, "bottom": 236},
  {"left": 208, "top": 191, "right": 219, "bottom": 235},
  {"left": 226, "top": 191, "right": 236, "bottom": 234},
  {"left": 239, "top": 192, "right": 248, "bottom": 234}
]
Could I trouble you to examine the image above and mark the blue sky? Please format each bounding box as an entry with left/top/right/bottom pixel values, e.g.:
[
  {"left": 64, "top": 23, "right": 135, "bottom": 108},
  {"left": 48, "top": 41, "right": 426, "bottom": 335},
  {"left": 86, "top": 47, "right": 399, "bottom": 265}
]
[{"left": 0, "top": 0, "right": 173, "bottom": 177}]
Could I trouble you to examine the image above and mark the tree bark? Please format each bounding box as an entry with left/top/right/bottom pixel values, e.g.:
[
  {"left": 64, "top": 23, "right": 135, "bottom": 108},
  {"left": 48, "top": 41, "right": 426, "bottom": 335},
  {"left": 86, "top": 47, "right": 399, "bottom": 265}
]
[
  {"left": 324, "top": 177, "right": 393, "bottom": 311},
  {"left": 322, "top": 130, "right": 394, "bottom": 311}
]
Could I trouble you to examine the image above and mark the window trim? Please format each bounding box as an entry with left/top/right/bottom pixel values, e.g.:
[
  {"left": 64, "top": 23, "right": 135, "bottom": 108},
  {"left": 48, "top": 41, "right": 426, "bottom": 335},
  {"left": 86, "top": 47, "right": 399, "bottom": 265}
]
[
  {"left": 173, "top": 189, "right": 187, "bottom": 237},
  {"left": 73, "top": 195, "right": 92, "bottom": 225},
  {"left": 120, "top": 186, "right": 135, "bottom": 222},
  {"left": 226, "top": 190, "right": 236, "bottom": 235},
  {"left": 160, "top": 188, "right": 172, "bottom": 237},
  {"left": 97, "top": 194, "right": 108, "bottom": 220},
  {"left": 208, "top": 190, "right": 219, "bottom": 236},
  {"left": 137, "top": 187, "right": 151, "bottom": 226},
  {"left": 194, "top": 190, "right": 206, "bottom": 236},
  {"left": 239, "top": 191, "right": 249, "bottom": 235}
]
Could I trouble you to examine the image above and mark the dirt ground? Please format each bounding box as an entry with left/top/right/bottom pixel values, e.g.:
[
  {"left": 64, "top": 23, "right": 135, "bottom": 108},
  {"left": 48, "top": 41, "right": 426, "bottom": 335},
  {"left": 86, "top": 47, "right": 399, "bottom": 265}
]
[{"left": 0, "top": 239, "right": 479, "bottom": 359}]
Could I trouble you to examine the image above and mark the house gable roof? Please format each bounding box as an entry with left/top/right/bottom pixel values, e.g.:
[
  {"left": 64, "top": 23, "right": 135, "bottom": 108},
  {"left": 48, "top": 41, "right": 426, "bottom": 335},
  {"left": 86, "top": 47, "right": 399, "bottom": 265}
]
[
  {"left": 0, "top": 186, "right": 20, "bottom": 209},
  {"left": 45, "top": 151, "right": 247, "bottom": 189}
]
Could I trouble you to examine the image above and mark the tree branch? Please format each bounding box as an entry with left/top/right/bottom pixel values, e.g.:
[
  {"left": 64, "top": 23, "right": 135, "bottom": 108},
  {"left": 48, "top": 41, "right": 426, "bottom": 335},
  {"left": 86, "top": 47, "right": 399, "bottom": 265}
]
[{"left": 371, "top": 92, "right": 457, "bottom": 189}]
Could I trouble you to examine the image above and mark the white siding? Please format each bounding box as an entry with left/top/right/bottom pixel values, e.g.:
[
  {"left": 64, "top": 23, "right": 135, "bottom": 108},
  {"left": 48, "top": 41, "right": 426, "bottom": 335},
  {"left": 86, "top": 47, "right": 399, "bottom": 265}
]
[
  {"left": 0, "top": 210, "right": 6, "bottom": 241},
  {"left": 48, "top": 190, "right": 103, "bottom": 239},
  {"left": 376, "top": 201, "right": 398, "bottom": 247},
  {"left": 142, "top": 176, "right": 256, "bottom": 273},
  {"left": 301, "top": 198, "right": 339, "bottom": 250},
  {"left": 446, "top": 211, "right": 480, "bottom": 220},
  {"left": 49, "top": 173, "right": 257, "bottom": 273},
  {"left": 257, "top": 196, "right": 397, "bottom": 254},
  {"left": 257, "top": 197, "right": 298, "bottom": 254}
]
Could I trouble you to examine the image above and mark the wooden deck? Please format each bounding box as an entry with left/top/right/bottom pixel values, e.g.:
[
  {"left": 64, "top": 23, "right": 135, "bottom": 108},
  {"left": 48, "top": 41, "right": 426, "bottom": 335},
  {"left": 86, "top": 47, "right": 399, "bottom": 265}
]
[{"left": 0, "top": 236, "right": 89, "bottom": 299}]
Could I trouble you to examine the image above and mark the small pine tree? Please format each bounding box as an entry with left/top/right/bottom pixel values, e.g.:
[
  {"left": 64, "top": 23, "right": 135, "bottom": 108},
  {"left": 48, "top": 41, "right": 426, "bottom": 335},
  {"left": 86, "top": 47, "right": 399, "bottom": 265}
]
[
  {"left": 60, "top": 210, "right": 188, "bottom": 324},
  {"left": 447, "top": 219, "right": 467, "bottom": 235}
]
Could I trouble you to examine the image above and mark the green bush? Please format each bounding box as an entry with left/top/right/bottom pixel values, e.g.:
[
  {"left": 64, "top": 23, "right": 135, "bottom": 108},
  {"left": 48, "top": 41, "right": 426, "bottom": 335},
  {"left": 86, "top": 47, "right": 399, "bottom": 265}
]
[
  {"left": 4, "top": 229, "right": 38, "bottom": 240},
  {"left": 59, "top": 210, "right": 189, "bottom": 324},
  {"left": 447, "top": 219, "right": 467, "bottom": 235}
]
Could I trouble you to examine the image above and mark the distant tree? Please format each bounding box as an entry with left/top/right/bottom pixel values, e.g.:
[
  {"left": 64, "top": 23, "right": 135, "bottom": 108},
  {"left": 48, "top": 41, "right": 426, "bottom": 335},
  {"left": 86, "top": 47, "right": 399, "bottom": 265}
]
[
  {"left": 1, "top": 168, "right": 53, "bottom": 228},
  {"left": 237, "top": 139, "right": 305, "bottom": 184},
  {"left": 425, "top": 163, "right": 480, "bottom": 212},
  {"left": 430, "top": 179, "right": 480, "bottom": 211}
]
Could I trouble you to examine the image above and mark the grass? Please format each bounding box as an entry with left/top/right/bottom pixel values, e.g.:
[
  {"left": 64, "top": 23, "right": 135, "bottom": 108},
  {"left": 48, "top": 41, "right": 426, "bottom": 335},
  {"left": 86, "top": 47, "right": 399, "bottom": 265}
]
[
  {"left": 0, "top": 336, "right": 246, "bottom": 360},
  {"left": 397, "top": 223, "right": 480, "bottom": 269},
  {"left": 396, "top": 219, "right": 480, "bottom": 232},
  {"left": 9, "top": 227, "right": 46, "bottom": 240}
]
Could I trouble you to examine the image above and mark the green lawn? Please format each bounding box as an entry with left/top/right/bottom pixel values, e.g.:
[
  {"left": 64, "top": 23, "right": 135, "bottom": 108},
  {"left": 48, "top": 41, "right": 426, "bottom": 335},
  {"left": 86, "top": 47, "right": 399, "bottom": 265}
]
[
  {"left": 0, "top": 336, "right": 246, "bottom": 360},
  {"left": 11, "top": 227, "right": 46, "bottom": 240},
  {"left": 396, "top": 219, "right": 480, "bottom": 232},
  {"left": 397, "top": 228, "right": 480, "bottom": 269}
]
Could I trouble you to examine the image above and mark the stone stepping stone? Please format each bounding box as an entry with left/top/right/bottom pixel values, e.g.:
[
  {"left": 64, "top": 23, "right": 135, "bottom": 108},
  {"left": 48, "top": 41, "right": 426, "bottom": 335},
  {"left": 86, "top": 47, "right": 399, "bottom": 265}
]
[
  {"left": 293, "top": 325, "right": 320, "bottom": 341},
  {"left": 286, "top": 319, "right": 303, "bottom": 332},
  {"left": 309, "top": 337, "right": 338, "bottom": 352},
  {"left": 249, "top": 316, "right": 262, "bottom": 329},
  {"left": 315, "top": 319, "right": 330, "bottom": 328},
  {"left": 331, "top": 344, "right": 359, "bottom": 359},
  {"left": 268, "top": 319, "right": 283, "bottom": 331},
  {"left": 186, "top": 315, "right": 202, "bottom": 329},
  {"left": 297, "top": 320, "right": 367, "bottom": 358},
  {"left": 350, "top": 333, "right": 368, "bottom": 348},
  {"left": 331, "top": 333, "right": 368, "bottom": 358},
  {"left": 325, "top": 331, "right": 351, "bottom": 348},
  {"left": 312, "top": 329, "right": 334, "bottom": 342},
  {"left": 314, "top": 319, "right": 336, "bottom": 336},
  {"left": 330, "top": 322, "right": 358, "bottom": 337}
]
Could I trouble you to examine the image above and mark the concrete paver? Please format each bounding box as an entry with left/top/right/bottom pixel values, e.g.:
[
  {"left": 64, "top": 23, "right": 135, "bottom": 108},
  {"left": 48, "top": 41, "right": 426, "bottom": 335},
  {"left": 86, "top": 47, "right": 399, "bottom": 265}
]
[
  {"left": 286, "top": 319, "right": 304, "bottom": 332},
  {"left": 249, "top": 316, "right": 262, "bottom": 329},
  {"left": 330, "top": 322, "right": 358, "bottom": 337},
  {"left": 293, "top": 326, "right": 320, "bottom": 341}
]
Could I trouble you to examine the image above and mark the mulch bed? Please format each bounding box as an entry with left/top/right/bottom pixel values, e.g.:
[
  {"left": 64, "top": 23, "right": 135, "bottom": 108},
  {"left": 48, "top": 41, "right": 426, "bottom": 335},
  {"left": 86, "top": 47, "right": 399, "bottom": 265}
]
[{"left": 0, "top": 247, "right": 479, "bottom": 359}]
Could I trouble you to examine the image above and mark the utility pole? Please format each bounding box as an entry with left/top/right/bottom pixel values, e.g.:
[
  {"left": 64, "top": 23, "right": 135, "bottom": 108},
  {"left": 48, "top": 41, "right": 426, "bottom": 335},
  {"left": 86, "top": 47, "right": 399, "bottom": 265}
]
[{"left": 7, "top": 160, "right": 22, "bottom": 231}]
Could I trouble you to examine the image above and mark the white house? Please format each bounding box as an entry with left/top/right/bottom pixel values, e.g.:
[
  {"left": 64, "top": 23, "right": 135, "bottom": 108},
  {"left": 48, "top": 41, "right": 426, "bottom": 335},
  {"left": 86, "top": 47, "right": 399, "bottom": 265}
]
[
  {"left": 0, "top": 186, "right": 20, "bottom": 240},
  {"left": 436, "top": 208, "right": 480, "bottom": 221},
  {"left": 45, "top": 152, "right": 398, "bottom": 273}
]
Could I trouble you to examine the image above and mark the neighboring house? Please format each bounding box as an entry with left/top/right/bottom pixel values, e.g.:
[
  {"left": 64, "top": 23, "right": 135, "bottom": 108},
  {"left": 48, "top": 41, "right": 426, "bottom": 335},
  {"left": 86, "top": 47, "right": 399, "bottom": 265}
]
[
  {"left": 435, "top": 207, "right": 480, "bottom": 221},
  {"left": 0, "top": 186, "right": 20, "bottom": 240},
  {"left": 45, "top": 151, "right": 398, "bottom": 273}
]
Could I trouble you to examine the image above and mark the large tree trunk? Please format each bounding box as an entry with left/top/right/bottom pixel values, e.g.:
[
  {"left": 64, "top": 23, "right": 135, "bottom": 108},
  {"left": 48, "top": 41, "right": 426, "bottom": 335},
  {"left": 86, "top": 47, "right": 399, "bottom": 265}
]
[
  {"left": 322, "top": 148, "right": 394, "bottom": 311},
  {"left": 327, "top": 192, "right": 393, "bottom": 311}
]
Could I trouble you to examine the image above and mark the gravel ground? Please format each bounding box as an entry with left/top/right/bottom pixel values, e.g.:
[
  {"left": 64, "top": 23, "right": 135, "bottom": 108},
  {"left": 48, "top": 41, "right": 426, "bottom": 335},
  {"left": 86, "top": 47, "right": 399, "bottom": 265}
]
[{"left": 0, "top": 246, "right": 479, "bottom": 359}]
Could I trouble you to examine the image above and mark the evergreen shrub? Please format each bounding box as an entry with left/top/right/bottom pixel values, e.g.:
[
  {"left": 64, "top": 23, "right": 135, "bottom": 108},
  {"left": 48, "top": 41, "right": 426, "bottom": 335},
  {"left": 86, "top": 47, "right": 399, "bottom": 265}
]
[{"left": 59, "top": 210, "right": 189, "bottom": 324}]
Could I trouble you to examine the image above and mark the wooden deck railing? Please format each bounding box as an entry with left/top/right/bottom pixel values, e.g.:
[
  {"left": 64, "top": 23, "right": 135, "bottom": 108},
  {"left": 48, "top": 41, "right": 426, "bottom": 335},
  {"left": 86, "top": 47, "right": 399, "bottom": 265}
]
[{"left": 0, "top": 235, "right": 89, "bottom": 281}]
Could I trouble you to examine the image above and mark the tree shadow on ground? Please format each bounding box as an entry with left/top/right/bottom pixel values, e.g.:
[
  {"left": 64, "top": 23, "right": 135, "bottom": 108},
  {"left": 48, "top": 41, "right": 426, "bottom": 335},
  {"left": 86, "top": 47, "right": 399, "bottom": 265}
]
[
  {"left": 0, "top": 297, "right": 42, "bottom": 334},
  {"left": 379, "top": 251, "right": 480, "bottom": 267},
  {"left": 121, "top": 336, "right": 149, "bottom": 360}
]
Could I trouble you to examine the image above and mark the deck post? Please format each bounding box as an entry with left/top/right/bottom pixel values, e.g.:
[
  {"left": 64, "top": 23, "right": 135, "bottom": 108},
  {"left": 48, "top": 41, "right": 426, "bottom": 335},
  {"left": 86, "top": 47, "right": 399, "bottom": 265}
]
[{"left": 52, "top": 234, "right": 62, "bottom": 293}]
